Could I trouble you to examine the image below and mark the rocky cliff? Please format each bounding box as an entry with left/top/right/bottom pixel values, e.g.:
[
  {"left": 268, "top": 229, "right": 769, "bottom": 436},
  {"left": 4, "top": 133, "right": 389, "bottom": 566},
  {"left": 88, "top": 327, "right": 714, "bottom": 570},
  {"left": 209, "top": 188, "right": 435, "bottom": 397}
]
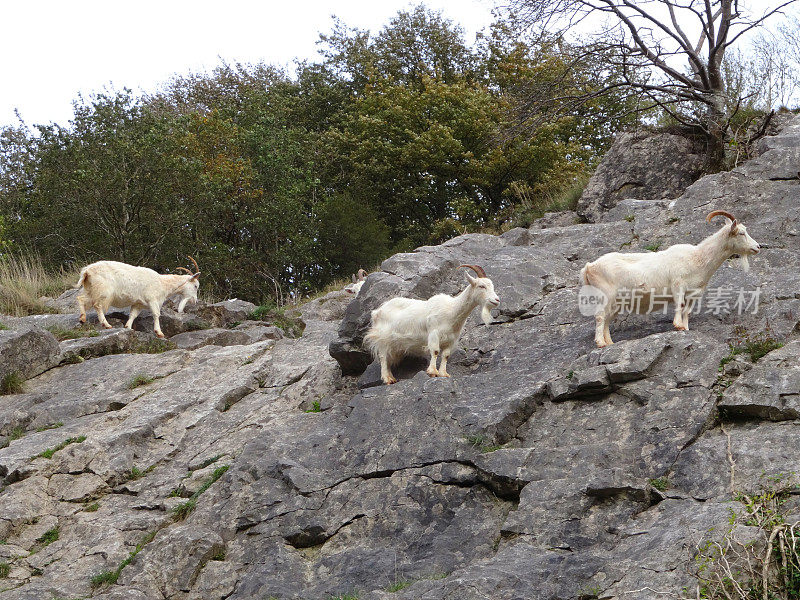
[{"left": 1, "top": 115, "right": 800, "bottom": 600}]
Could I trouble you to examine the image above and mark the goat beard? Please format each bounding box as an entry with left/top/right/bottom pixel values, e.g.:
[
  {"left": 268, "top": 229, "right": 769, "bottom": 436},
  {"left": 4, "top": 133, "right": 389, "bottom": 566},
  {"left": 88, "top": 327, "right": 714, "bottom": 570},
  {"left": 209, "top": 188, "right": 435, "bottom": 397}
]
[
  {"left": 738, "top": 255, "right": 751, "bottom": 272},
  {"left": 481, "top": 304, "right": 494, "bottom": 326}
]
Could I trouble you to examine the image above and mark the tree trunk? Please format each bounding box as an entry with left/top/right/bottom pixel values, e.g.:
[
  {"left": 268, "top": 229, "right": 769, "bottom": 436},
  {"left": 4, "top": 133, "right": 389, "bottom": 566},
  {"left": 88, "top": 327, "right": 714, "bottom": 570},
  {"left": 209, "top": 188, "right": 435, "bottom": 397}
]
[{"left": 705, "top": 91, "right": 728, "bottom": 173}]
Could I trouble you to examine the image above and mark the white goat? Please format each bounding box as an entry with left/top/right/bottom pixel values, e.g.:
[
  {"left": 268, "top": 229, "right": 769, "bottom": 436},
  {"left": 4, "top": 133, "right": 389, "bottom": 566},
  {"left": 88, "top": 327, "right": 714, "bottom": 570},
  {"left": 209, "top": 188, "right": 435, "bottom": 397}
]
[
  {"left": 76, "top": 256, "right": 201, "bottom": 338},
  {"left": 345, "top": 269, "right": 367, "bottom": 295},
  {"left": 364, "top": 265, "right": 500, "bottom": 385},
  {"left": 580, "top": 210, "right": 761, "bottom": 348}
]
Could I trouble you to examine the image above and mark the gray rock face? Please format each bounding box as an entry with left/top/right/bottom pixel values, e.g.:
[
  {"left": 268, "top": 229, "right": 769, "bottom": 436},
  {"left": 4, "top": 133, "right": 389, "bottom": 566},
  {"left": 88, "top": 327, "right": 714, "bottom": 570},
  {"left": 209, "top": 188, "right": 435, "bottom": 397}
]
[
  {"left": 0, "top": 326, "right": 60, "bottom": 382},
  {"left": 577, "top": 130, "right": 705, "bottom": 222},
  {"left": 1, "top": 115, "right": 800, "bottom": 600},
  {"left": 170, "top": 328, "right": 252, "bottom": 350}
]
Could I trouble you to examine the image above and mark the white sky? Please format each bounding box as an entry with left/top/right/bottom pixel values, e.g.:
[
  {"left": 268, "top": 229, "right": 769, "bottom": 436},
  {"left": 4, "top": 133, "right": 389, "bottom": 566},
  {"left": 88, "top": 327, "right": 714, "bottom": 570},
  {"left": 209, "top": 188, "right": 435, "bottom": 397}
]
[{"left": 0, "top": 0, "right": 499, "bottom": 128}]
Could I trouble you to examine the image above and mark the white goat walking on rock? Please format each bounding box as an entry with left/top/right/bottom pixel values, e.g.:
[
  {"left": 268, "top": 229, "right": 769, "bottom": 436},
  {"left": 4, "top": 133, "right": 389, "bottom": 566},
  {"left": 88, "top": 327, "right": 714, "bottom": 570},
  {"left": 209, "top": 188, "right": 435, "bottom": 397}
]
[
  {"left": 76, "top": 256, "right": 201, "bottom": 338},
  {"left": 580, "top": 210, "right": 761, "bottom": 348},
  {"left": 364, "top": 265, "right": 500, "bottom": 385}
]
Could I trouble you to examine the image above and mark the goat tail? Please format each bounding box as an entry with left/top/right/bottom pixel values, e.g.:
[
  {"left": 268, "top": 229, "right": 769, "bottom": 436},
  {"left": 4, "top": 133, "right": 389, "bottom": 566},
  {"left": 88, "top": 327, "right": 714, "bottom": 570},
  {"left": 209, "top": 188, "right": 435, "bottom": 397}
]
[
  {"left": 75, "top": 268, "right": 89, "bottom": 289},
  {"left": 363, "top": 326, "right": 381, "bottom": 359},
  {"left": 580, "top": 263, "right": 592, "bottom": 287}
]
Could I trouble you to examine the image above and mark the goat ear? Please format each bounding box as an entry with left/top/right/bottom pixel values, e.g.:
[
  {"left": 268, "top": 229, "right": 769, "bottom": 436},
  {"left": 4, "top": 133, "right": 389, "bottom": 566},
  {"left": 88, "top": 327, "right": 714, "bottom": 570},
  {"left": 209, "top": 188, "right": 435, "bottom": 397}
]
[
  {"left": 729, "top": 221, "right": 739, "bottom": 236},
  {"left": 465, "top": 272, "right": 477, "bottom": 285}
]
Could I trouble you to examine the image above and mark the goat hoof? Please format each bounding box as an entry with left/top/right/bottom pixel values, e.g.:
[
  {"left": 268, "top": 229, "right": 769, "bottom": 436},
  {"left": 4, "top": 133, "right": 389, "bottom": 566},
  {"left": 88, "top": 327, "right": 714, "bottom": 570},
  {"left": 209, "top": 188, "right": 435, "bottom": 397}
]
[
  {"left": 674, "top": 325, "right": 687, "bottom": 331},
  {"left": 384, "top": 377, "right": 397, "bottom": 385},
  {"left": 156, "top": 332, "right": 165, "bottom": 339},
  {"left": 426, "top": 368, "right": 439, "bottom": 377},
  {"left": 102, "top": 323, "right": 113, "bottom": 329},
  {"left": 79, "top": 316, "right": 86, "bottom": 323},
  {"left": 439, "top": 372, "right": 451, "bottom": 378}
]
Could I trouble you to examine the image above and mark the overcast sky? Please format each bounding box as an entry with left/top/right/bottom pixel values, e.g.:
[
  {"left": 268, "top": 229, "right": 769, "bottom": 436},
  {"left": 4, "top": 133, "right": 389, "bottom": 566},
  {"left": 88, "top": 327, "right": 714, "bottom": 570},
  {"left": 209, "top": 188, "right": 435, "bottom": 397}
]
[{"left": 0, "top": 0, "right": 500, "bottom": 128}]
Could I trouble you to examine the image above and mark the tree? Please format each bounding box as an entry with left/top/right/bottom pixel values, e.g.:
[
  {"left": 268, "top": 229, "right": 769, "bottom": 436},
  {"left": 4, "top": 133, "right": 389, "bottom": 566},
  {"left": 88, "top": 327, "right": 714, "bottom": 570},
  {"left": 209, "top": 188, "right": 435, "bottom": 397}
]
[
  {"left": 509, "top": 0, "right": 798, "bottom": 170},
  {"left": 3, "top": 91, "right": 197, "bottom": 266}
]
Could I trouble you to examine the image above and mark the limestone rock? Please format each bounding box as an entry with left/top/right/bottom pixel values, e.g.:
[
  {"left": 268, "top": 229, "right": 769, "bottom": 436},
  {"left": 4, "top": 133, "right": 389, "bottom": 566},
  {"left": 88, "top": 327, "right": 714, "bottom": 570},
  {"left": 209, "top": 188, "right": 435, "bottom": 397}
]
[
  {"left": 577, "top": 130, "right": 705, "bottom": 222},
  {"left": 0, "top": 325, "right": 60, "bottom": 382},
  {"left": 0, "top": 115, "right": 799, "bottom": 599}
]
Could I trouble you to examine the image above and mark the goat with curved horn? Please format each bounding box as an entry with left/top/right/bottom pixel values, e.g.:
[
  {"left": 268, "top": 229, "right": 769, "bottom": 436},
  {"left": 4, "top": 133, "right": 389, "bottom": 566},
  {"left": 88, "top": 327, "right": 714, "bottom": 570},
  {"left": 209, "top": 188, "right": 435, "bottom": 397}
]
[
  {"left": 187, "top": 255, "right": 200, "bottom": 276},
  {"left": 580, "top": 209, "right": 760, "bottom": 347},
  {"left": 706, "top": 210, "right": 737, "bottom": 226},
  {"left": 459, "top": 264, "right": 487, "bottom": 278},
  {"left": 75, "top": 257, "right": 202, "bottom": 338},
  {"left": 364, "top": 265, "right": 500, "bottom": 384}
]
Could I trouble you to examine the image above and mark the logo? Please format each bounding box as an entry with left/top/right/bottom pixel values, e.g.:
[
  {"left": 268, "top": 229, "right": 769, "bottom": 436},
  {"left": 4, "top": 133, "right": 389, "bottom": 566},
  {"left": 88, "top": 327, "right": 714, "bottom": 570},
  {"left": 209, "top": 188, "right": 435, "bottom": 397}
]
[{"left": 578, "top": 285, "right": 608, "bottom": 316}]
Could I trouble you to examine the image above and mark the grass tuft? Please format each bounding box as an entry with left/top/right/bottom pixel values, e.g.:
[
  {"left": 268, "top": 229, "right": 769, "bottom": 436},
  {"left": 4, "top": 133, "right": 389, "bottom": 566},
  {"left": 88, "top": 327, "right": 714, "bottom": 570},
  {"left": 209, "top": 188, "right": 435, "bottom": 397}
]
[
  {"left": 0, "top": 253, "right": 78, "bottom": 316},
  {"left": 34, "top": 436, "right": 87, "bottom": 460},
  {"left": 0, "top": 562, "right": 9, "bottom": 578},
  {"left": 172, "top": 465, "right": 230, "bottom": 520},
  {"left": 90, "top": 529, "right": 157, "bottom": 587},
  {"left": 0, "top": 372, "right": 25, "bottom": 395},
  {"left": 90, "top": 569, "right": 118, "bottom": 587},
  {"left": 35, "top": 422, "right": 64, "bottom": 432},
  {"left": 8, "top": 426, "right": 25, "bottom": 441},
  {"left": 191, "top": 455, "right": 224, "bottom": 471},
  {"left": 36, "top": 526, "right": 59, "bottom": 547},
  {"left": 465, "top": 434, "right": 502, "bottom": 453},
  {"left": 649, "top": 476, "right": 669, "bottom": 492},
  {"left": 386, "top": 581, "right": 412, "bottom": 592},
  {"left": 127, "top": 373, "right": 156, "bottom": 389},
  {"left": 130, "top": 338, "right": 177, "bottom": 354},
  {"left": 728, "top": 324, "right": 784, "bottom": 363},
  {"left": 248, "top": 303, "right": 305, "bottom": 337},
  {"left": 46, "top": 324, "right": 99, "bottom": 341}
]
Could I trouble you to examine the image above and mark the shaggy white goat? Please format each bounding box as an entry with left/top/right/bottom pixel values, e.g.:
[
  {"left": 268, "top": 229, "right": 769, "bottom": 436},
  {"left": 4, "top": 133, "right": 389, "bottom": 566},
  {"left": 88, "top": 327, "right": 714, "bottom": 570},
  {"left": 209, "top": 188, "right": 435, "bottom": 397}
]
[
  {"left": 580, "top": 210, "right": 761, "bottom": 348},
  {"left": 345, "top": 269, "right": 368, "bottom": 295},
  {"left": 364, "top": 265, "right": 500, "bottom": 385},
  {"left": 76, "top": 256, "right": 201, "bottom": 338}
]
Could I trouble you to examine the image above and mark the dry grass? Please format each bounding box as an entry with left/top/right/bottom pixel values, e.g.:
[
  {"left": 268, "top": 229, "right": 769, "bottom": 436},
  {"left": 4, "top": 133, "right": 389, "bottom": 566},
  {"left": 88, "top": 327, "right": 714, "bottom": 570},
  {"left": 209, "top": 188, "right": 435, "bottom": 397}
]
[{"left": 0, "top": 253, "right": 78, "bottom": 316}]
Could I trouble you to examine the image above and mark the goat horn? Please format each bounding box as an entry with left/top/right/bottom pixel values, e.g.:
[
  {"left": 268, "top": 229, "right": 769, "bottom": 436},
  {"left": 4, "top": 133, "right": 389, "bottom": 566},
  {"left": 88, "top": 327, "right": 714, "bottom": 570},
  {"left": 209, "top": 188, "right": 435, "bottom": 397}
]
[
  {"left": 357, "top": 269, "right": 367, "bottom": 280},
  {"left": 175, "top": 267, "right": 194, "bottom": 275},
  {"left": 187, "top": 255, "right": 200, "bottom": 274},
  {"left": 458, "top": 264, "right": 487, "bottom": 278},
  {"left": 706, "top": 210, "right": 737, "bottom": 224}
]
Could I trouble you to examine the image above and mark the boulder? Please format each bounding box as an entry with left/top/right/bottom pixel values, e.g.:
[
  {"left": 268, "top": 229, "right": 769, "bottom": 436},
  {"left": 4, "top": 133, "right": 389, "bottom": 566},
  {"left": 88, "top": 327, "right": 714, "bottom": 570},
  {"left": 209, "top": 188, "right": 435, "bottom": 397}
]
[
  {"left": 577, "top": 130, "right": 705, "bottom": 222},
  {"left": 0, "top": 326, "right": 60, "bottom": 382}
]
